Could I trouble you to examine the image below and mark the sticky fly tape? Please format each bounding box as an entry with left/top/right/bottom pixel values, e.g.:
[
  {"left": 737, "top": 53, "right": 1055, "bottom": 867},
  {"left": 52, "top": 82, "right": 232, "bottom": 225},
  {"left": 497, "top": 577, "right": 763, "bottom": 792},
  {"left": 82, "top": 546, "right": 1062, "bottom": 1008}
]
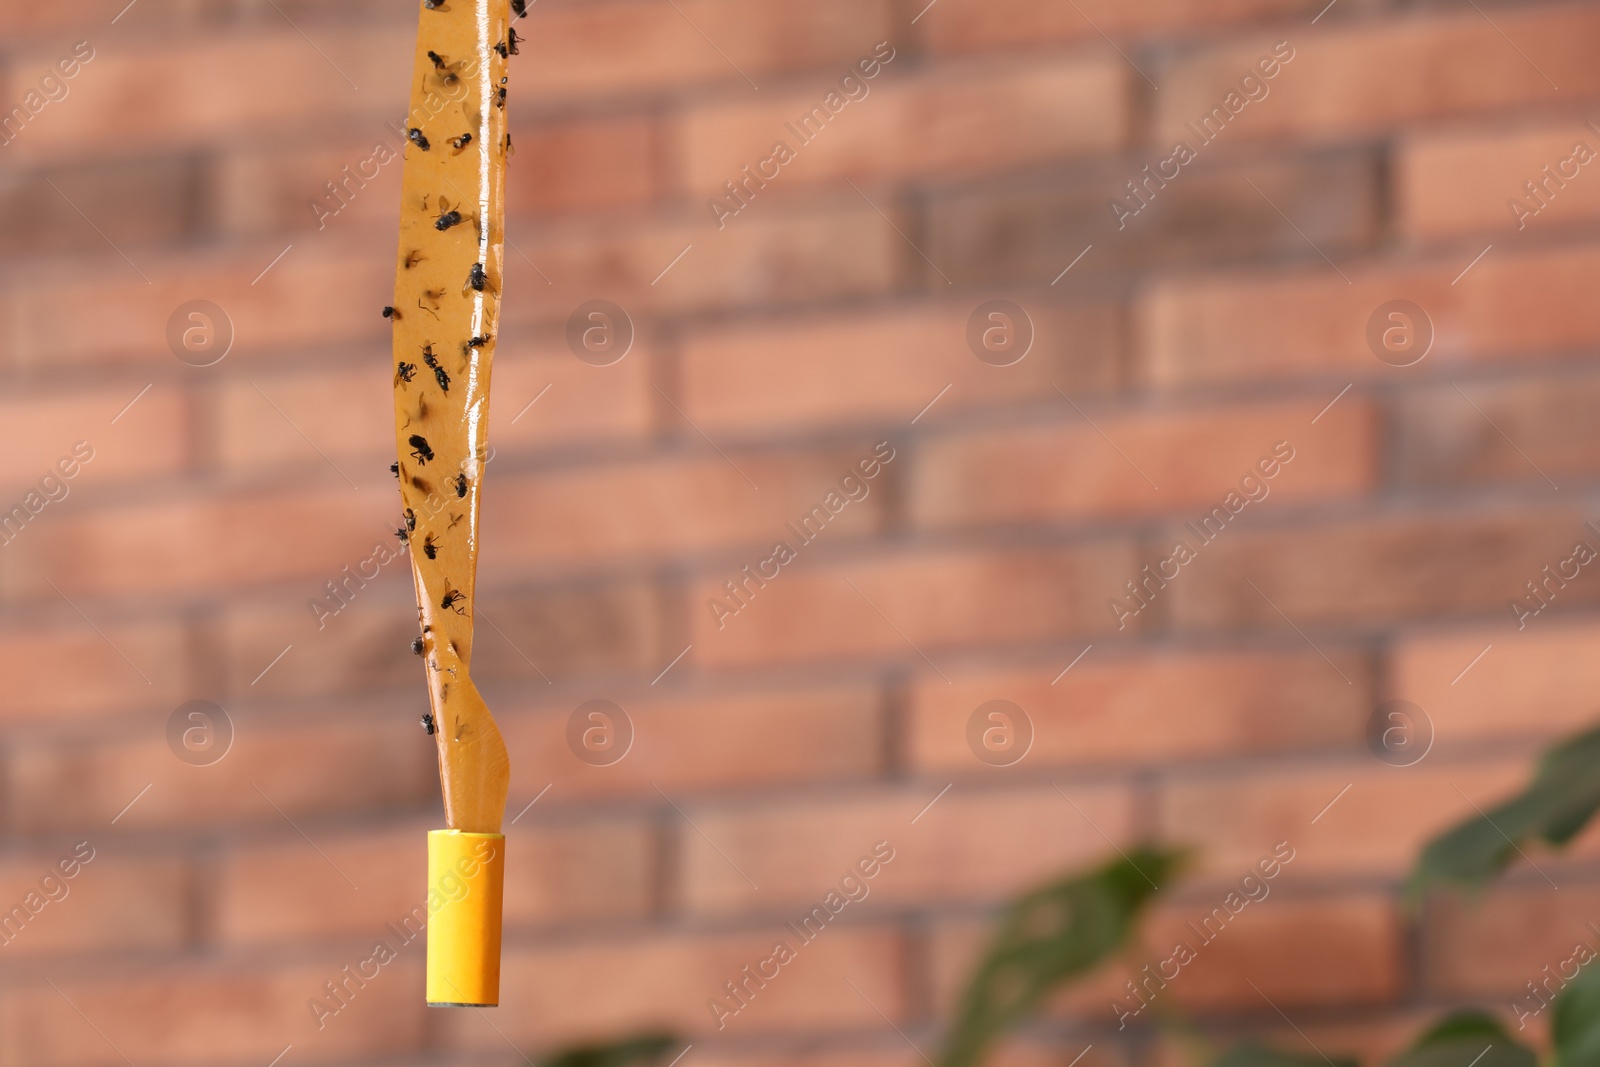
[{"left": 425, "top": 829, "right": 505, "bottom": 1007}]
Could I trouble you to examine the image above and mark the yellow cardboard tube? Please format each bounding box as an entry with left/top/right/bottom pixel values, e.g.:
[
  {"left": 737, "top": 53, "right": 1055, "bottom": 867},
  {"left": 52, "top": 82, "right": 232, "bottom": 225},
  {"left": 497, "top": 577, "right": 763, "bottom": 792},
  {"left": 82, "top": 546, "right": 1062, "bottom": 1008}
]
[{"left": 426, "top": 829, "right": 505, "bottom": 1007}]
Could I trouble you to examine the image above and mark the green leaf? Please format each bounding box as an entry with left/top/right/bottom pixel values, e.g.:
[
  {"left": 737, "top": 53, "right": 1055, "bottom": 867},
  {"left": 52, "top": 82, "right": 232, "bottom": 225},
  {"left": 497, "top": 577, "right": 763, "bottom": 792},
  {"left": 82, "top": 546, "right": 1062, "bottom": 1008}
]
[
  {"left": 938, "top": 846, "right": 1183, "bottom": 1067},
  {"left": 1386, "top": 1011, "right": 1535, "bottom": 1067},
  {"left": 539, "top": 1032, "right": 680, "bottom": 1067},
  {"left": 1212, "top": 1041, "right": 1357, "bottom": 1067},
  {"left": 1553, "top": 955, "right": 1600, "bottom": 1067},
  {"left": 1410, "top": 724, "right": 1600, "bottom": 901}
]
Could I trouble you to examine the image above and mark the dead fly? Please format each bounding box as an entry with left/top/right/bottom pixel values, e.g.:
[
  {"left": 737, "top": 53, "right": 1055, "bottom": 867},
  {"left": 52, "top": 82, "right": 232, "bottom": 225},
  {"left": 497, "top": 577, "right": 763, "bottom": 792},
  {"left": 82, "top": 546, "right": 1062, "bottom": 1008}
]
[
  {"left": 449, "top": 132, "right": 472, "bottom": 151},
  {"left": 382, "top": 305, "right": 400, "bottom": 320},
  {"left": 404, "top": 507, "right": 417, "bottom": 532},
  {"left": 434, "top": 207, "right": 462, "bottom": 231},
  {"left": 407, "top": 127, "right": 430, "bottom": 151},
  {"left": 422, "top": 532, "right": 441, "bottom": 560},
  {"left": 452, "top": 473, "right": 468, "bottom": 498},
  {"left": 494, "top": 30, "right": 521, "bottom": 59},
  {"left": 440, "top": 583, "right": 466, "bottom": 614},
  {"left": 421, "top": 345, "right": 451, "bottom": 392},
  {"left": 495, "top": 83, "right": 507, "bottom": 109},
  {"left": 409, "top": 434, "right": 435, "bottom": 464},
  {"left": 466, "top": 262, "right": 486, "bottom": 292},
  {"left": 390, "top": 461, "right": 400, "bottom": 478},
  {"left": 505, "top": 133, "right": 514, "bottom": 156},
  {"left": 394, "top": 525, "right": 408, "bottom": 542},
  {"left": 420, "top": 712, "right": 436, "bottom": 735},
  {"left": 426, "top": 50, "right": 458, "bottom": 85},
  {"left": 425, "top": 0, "right": 445, "bottom": 8},
  {"left": 411, "top": 635, "right": 426, "bottom": 655},
  {"left": 467, "top": 333, "right": 491, "bottom": 348},
  {"left": 512, "top": 0, "right": 527, "bottom": 16},
  {"left": 395, "top": 360, "right": 417, "bottom": 385}
]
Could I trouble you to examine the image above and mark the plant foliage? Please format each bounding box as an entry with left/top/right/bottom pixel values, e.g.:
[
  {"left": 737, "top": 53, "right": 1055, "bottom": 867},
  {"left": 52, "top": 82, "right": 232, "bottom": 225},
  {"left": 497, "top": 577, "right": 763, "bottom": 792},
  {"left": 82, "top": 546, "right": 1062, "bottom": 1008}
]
[
  {"left": 1386, "top": 1012, "right": 1536, "bottom": 1067},
  {"left": 1212, "top": 1041, "right": 1357, "bottom": 1067},
  {"left": 1554, "top": 963, "right": 1600, "bottom": 1067},
  {"left": 939, "top": 846, "right": 1184, "bottom": 1067},
  {"left": 541, "top": 1032, "right": 680, "bottom": 1067},
  {"left": 1410, "top": 725, "right": 1600, "bottom": 901}
]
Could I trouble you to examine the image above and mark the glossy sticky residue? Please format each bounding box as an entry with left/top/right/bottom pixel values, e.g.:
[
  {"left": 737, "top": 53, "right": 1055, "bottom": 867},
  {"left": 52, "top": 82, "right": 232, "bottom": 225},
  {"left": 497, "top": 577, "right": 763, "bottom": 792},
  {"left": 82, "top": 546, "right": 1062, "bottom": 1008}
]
[{"left": 390, "top": 0, "right": 515, "bottom": 835}]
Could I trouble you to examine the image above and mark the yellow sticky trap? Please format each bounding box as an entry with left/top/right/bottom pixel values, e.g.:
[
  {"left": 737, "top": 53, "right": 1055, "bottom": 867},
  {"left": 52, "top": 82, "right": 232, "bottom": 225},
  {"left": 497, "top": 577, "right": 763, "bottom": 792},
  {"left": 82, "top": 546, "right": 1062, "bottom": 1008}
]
[{"left": 426, "top": 829, "right": 505, "bottom": 1007}]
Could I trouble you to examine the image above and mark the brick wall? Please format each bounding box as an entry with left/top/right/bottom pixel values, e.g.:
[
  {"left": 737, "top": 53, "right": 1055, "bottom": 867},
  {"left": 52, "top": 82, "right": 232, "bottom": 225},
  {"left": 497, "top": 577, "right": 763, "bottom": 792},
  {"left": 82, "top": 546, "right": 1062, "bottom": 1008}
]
[{"left": 0, "top": 0, "right": 1596, "bottom": 1064}]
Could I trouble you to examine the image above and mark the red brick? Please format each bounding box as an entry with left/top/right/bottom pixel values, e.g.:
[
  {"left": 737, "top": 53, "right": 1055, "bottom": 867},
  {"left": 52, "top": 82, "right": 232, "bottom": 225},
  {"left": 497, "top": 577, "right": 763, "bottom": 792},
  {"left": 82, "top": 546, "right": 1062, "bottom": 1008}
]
[
  {"left": 481, "top": 336, "right": 657, "bottom": 451},
  {"left": 677, "top": 59, "right": 1125, "bottom": 198},
  {"left": 213, "top": 338, "right": 653, "bottom": 475},
  {"left": 917, "top": 0, "right": 1304, "bottom": 56},
  {"left": 1158, "top": 757, "right": 1527, "bottom": 883},
  {"left": 680, "top": 302, "right": 1119, "bottom": 437},
  {"left": 214, "top": 817, "right": 651, "bottom": 946},
  {"left": 911, "top": 397, "right": 1374, "bottom": 528},
  {"left": 678, "top": 783, "right": 1133, "bottom": 916},
  {"left": 5, "top": 242, "right": 391, "bottom": 370},
  {"left": 0, "top": 383, "right": 187, "bottom": 494},
  {"left": 1389, "top": 619, "right": 1600, "bottom": 744},
  {"left": 508, "top": 114, "right": 658, "bottom": 216},
  {"left": 2, "top": 484, "right": 396, "bottom": 600},
  {"left": 216, "top": 113, "right": 657, "bottom": 236},
  {"left": 0, "top": 618, "right": 188, "bottom": 723},
  {"left": 7, "top": 202, "right": 893, "bottom": 371},
  {"left": 1237, "top": 1014, "right": 1464, "bottom": 1067},
  {"left": 503, "top": 201, "right": 900, "bottom": 319},
  {"left": 696, "top": 1048, "right": 923, "bottom": 1067},
  {"left": 1139, "top": 245, "right": 1600, "bottom": 389},
  {"left": 1425, "top": 883, "right": 1600, "bottom": 999},
  {"left": 927, "top": 150, "right": 1380, "bottom": 286},
  {"left": 930, "top": 894, "right": 1403, "bottom": 1019},
  {"left": 6, "top": 713, "right": 432, "bottom": 833},
  {"left": 516, "top": 0, "right": 893, "bottom": 101},
  {"left": 218, "top": 581, "right": 663, "bottom": 699},
  {"left": 453, "top": 575, "right": 672, "bottom": 687},
  {"left": 928, "top": 915, "right": 1132, "bottom": 1021},
  {"left": 0, "top": 959, "right": 425, "bottom": 1066},
  {"left": 1154, "top": 7, "right": 1600, "bottom": 147},
  {"left": 4, "top": 0, "right": 1582, "bottom": 1048},
  {"left": 483, "top": 447, "right": 887, "bottom": 572},
  {"left": 0, "top": 157, "right": 195, "bottom": 255},
  {"left": 908, "top": 647, "right": 1368, "bottom": 774},
  {"left": 211, "top": 355, "right": 402, "bottom": 477},
  {"left": 0, "top": 28, "right": 410, "bottom": 165},
  {"left": 445, "top": 926, "right": 905, "bottom": 1045},
  {"left": 212, "top": 129, "right": 408, "bottom": 238},
  {"left": 1131, "top": 893, "right": 1403, "bottom": 1012},
  {"left": 984, "top": 1041, "right": 1132, "bottom": 1067},
  {"left": 252, "top": 0, "right": 409, "bottom": 21},
  {"left": 498, "top": 684, "right": 883, "bottom": 803},
  {"left": 1399, "top": 119, "right": 1600, "bottom": 240},
  {"left": 1166, "top": 508, "right": 1599, "bottom": 631},
  {"left": 1394, "top": 371, "right": 1600, "bottom": 490},
  {"left": 220, "top": 578, "right": 419, "bottom": 698},
  {"left": 0, "top": 0, "right": 214, "bottom": 41},
  {"left": 0, "top": 848, "right": 186, "bottom": 958},
  {"left": 692, "top": 542, "right": 1139, "bottom": 669}
]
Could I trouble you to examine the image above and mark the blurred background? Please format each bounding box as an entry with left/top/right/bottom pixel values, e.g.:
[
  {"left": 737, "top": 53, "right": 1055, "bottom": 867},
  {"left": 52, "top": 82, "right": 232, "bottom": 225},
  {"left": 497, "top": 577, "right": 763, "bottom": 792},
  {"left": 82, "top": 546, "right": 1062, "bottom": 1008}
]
[{"left": 1, "top": 0, "right": 1598, "bottom": 1063}]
